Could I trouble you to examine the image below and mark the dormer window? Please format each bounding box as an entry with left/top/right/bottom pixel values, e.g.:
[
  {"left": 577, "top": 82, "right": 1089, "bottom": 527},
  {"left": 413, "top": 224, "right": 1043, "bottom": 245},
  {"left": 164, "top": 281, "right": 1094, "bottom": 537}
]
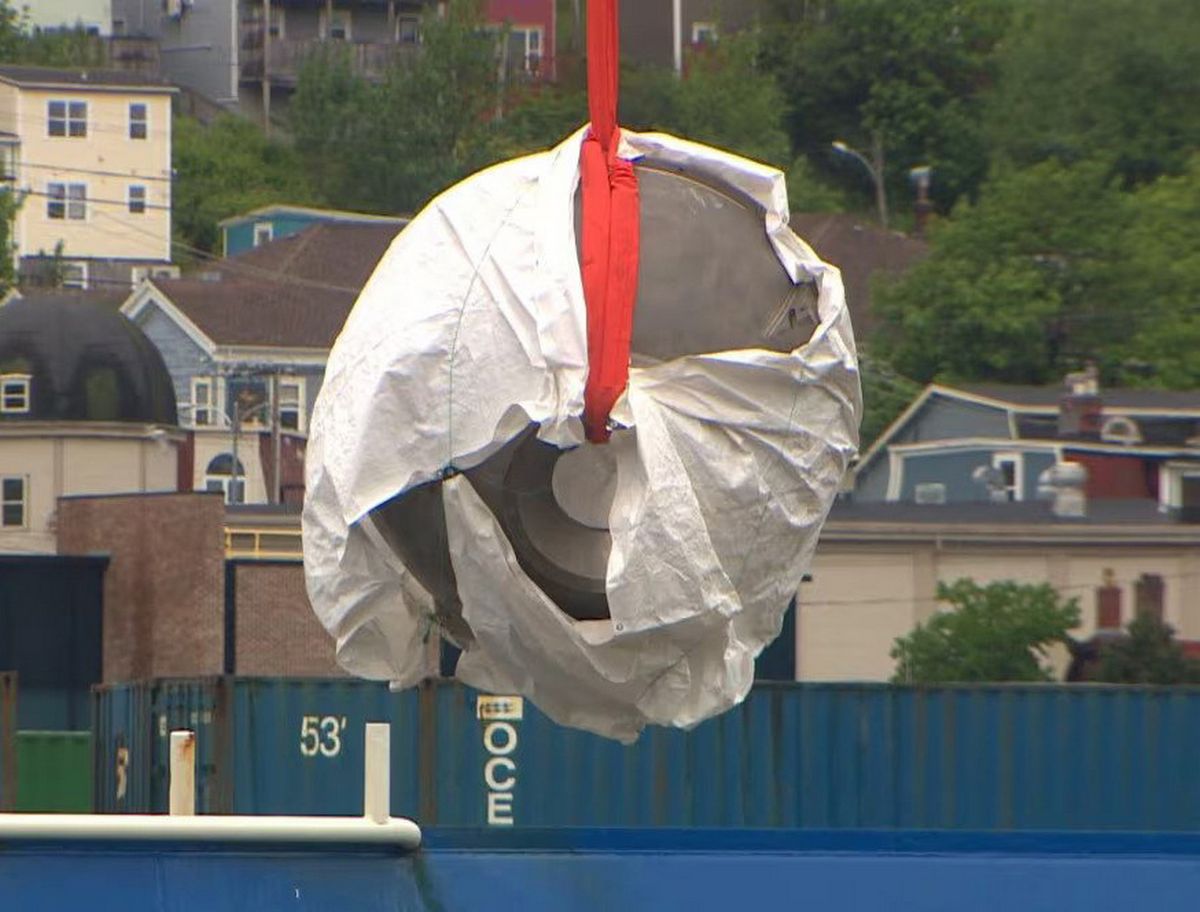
[
  {"left": 0, "top": 374, "right": 30, "bottom": 413},
  {"left": 1101, "top": 415, "right": 1142, "bottom": 445}
]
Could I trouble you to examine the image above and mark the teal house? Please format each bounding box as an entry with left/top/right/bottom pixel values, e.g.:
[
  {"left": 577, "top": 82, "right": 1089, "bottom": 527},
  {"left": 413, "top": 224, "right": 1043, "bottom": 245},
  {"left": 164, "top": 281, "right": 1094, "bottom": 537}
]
[{"left": 220, "top": 205, "right": 408, "bottom": 257}]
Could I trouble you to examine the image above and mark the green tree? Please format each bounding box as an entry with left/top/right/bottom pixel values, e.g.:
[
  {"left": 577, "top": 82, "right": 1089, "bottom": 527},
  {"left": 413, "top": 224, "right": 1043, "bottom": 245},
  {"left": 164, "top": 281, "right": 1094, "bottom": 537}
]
[
  {"left": 857, "top": 348, "right": 921, "bottom": 448},
  {"left": 891, "top": 579, "right": 1080, "bottom": 683},
  {"left": 172, "top": 114, "right": 313, "bottom": 254},
  {"left": 290, "top": 2, "right": 499, "bottom": 215},
  {"left": 1114, "top": 157, "right": 1200, "bottom": 388},
  {"left": 762, "top": 0, "right": 1012, "bottom": 215},
  {"left": 0, "top": 2, "right": 107, "bottom": 66},
  {"left": 1091, "top": 613, "right": 1200, "bottom": 685},
  {"left": 985, "top": 0, "right": 1200, "bottom": 188},
  {"left": 0, "top": 186, "right": 22, "bottom": 292},
  {"left": 873, "top": 160, "right": 1129, "bottom": 384}
]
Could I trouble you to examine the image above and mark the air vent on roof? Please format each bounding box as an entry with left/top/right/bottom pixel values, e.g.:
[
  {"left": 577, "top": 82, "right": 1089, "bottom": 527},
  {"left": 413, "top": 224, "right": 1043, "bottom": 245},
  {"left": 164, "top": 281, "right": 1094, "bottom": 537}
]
[
  {"left": 914, "top": 483, "right": 946, "bottom": 505},
  {"left": 198, "top": 270, "right": 223, "bottom": 283}
]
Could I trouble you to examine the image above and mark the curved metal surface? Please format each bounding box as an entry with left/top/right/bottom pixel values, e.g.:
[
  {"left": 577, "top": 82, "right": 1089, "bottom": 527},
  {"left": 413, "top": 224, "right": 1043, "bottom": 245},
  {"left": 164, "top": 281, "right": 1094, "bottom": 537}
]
[{"left": 370, "top": 155, "right": 817, "bottom": 628}]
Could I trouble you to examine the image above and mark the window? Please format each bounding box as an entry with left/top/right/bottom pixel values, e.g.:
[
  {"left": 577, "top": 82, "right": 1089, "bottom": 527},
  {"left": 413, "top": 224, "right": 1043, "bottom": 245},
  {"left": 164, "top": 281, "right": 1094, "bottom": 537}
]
[
  {"left": 278, "top": 378, "right": 305, "bottom": 431},
  {"left": 204, "top": 454, "right": 245, "bottom": 504},
  {"left": 253, "top": 222, "right": 273, "bottom": 247},
  {"left": 1, "top": 476, "right": 25, "bottom": 527},
  {"left": 322, "top": 9, "right": 351, "bottom": 40},
  {"left": 268, "top": 6, "right": 285, "bottom": 37},
  {"left": 396, "top": 15, "right": 419, "bottom": 43},
  {"left": 992, "top": 452, "right": 1023, "bottom": 502},
  {"left": 228, "top": 376, "right": 269, "bottom": 428},
  {"left": 505, "top": 26, "right": 542, "bottom": 73},
  {"left": 60, "top": 261, "right": 88, "bottom": 290},
  {"left": 48, "top": 100, "right": 87, "bottom": 138},
  {"left": 0, "top": 144, "right": 15, "bottom": 181},
  {"left": 691, "top": 21, "right": 718, "bottom": 44},
  {"left": 1100, "top": 415, "right": 1142, "bottom": 444},
  {"left": 129, "top": 184, "right": 147, "bottom": 214},
  {"left": 129, "top": 103, "right": 148, "bottom": 139},
  {"left": 47, "top": 182, "right": 86, "bottom": 220},
  {"left": 0, "top": 374, "right": 30, "bottom": 413},
  {"left": 191, "top": 377, "right": 215, "bottom": 427}
]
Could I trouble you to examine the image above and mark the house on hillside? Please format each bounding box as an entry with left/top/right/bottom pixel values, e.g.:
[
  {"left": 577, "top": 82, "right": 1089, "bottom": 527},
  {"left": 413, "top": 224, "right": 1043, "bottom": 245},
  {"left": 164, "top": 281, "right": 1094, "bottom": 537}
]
[
  {"left": 855, "top": 369, "right": 1200, "bottom": 514},
  {"left": 618, "top": 0, "right": 761, "bottom": 71},
  {"left": 0, "top": 66, "right": 177, "bottom": 290},
  {"left": 120, "top": 220, "right": 401, "bottom": 504},
  {"left": 219, "top": 204, "right": 407, "bottom": 257},
  {"left": 111, "top": 0, "right": 555, "bottom": 120}
]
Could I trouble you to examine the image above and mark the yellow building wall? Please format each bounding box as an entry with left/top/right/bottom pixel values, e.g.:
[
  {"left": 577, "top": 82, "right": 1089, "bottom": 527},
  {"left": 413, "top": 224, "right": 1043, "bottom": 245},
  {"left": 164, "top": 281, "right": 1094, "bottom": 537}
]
[
  {"left": 798, "top": 543, "right": 1200, "bottom": 682},
  {"left": 0, "top": 433, "right": 178, "bottom": 553},
  {"left": 6, "top": 86, "right": 172, "bottom": 263}
]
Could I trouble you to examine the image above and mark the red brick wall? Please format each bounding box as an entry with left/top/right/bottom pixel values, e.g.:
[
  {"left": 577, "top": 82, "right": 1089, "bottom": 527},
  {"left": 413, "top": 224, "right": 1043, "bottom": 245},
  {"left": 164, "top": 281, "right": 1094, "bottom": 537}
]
[
  {"left": 57, "top": 492, "right": 227, "bottom": 682},
  {"left": 233, "top": 562, "right": 342, "bottom": 677}
]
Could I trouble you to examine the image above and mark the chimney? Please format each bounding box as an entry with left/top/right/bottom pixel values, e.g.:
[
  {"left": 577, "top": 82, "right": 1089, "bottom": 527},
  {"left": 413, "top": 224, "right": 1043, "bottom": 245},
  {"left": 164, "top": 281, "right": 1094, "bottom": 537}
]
[
  {"left": 1038, "top": 461, "right": 1087, "bottom": 518},
  {"left": 1058, "top": 362, "right": 1102, "bottom": 438}
]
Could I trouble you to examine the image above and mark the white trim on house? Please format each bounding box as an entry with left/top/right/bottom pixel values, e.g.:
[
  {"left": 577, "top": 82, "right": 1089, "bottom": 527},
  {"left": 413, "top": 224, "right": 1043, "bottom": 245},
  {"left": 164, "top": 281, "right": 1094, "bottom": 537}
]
[
  {"left": 217, "top": 205, "right": 408, "bottom": 227},
  {"left": 211, "top": 346, "right": 328, "bottom": 366},
  {"left": 120, "top": 281, "right": 218, "bottom": 356},
  {"left": 889, "top": 436, "right": 1200, "bottom": 459}
]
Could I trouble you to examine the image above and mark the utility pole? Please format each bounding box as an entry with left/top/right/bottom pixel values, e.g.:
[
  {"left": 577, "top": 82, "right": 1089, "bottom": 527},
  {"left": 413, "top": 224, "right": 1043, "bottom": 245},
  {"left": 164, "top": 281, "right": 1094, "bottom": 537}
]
[
  {"left": 261, "top": 0, "right": 271, "bottom": 136},
  {"left": 270, "top": 373, "right": 281, "bottom": 505}
]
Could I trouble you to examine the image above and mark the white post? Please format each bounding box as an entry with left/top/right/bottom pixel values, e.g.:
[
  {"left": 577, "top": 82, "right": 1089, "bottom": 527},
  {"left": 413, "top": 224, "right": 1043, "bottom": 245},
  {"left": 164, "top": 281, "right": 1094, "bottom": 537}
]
[
  {"left": 168, "top": 730, "right": 196, "bottom": 817},
  {"left": 363, "top": 722, "right": 390, "bottom": 824},
  {"left": 672, "top": 0, "right": 683, "bottom": 76}
]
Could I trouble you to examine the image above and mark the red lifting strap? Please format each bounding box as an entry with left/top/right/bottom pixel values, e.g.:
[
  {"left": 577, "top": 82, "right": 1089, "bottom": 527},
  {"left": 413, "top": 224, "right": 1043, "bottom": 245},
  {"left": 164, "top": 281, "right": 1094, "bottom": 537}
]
[{"left": 580, "top": 0, "right": 640, "bottom": 443}]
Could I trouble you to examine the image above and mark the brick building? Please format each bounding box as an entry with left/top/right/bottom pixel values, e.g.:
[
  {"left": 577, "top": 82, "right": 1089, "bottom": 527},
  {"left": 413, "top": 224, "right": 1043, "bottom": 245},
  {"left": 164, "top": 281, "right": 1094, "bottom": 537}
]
[{"left": 57, "top": 491, "right": 341, "bottom": 681}]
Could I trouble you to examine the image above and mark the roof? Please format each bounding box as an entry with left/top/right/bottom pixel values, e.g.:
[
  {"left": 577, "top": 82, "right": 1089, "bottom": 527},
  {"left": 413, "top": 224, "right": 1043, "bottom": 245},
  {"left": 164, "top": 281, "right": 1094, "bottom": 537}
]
[
  {"left": 960, "top": 383, "right": 1200, "bottom": 412},
  {"left": 146, "top": 222, "right": 401, "bottom": 349},
  {"left": 4, "top": 288, "right": 127, "bottom": 311},
  {"left": 218, "top": 204, "right": 410, "bottom": 228},
  {"left": 0, "top": 294, "right": 177, "bottom": 424},
  {"left": 821, "top": 498, "right": 1200, "bottom": 544},
  {"left": 790, "top": 212, "right": 927, "bottom": 334},
  {"left": 0, "top": 65, "right": 176, "bottom": 92}
]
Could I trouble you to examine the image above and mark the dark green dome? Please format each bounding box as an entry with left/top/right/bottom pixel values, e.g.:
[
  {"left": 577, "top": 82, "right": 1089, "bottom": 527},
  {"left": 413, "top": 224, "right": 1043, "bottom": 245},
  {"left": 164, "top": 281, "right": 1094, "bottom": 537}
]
[{"left": 0, "top": 294, "right": 177, "bottom": 425}]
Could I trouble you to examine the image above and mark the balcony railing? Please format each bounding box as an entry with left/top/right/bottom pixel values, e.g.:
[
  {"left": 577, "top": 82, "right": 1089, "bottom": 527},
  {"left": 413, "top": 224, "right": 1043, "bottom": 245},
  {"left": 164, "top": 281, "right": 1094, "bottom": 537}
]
[{"left": 240, "top": 27, "right": 418, "bottom": 84}]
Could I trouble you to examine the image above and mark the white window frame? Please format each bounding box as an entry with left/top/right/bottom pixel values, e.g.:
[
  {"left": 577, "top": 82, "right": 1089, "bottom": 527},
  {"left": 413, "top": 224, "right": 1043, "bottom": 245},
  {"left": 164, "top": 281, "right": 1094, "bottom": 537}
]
[
  {"left": 252, "top": 221, "right": 274, "bottom": 246},
  {"left": 992, "top": 451, "right": 1024, "bottom": 502},
  {"left": 277, "top": 375, "right": 306, "bottom": 433},
  {"left": 128, "top": 184, "right": 147, "bottom": 214},
  {"left": 1100, "top": 415, "right": 1142, "bottom": 445},
  {"left": 0, "top": 143, "right": 15, "bottom": 181},
  {"left": 204, "top": 454, "right": 246, "bottom": 505},
  {"left": 61, "top": 261, "right": 88, "bottom": 290},
  {"left": 0, "top": 374, "right": 31, "bottom": 413},
  {"left": 47, "top": 99, "right": 88, "bottom": 138},
  {"left": 691, "top": 21, "right": 718, "bottom": 44},
  {"left": 47, "top": 181, "right": 87, "bottom": 221},
  {"left": 321, "top": 8, "right": 352, "bottom": 40},
  {"left": 190, "top": 376, "right": 218, "bottom": 427},
  {"left": 511, "top": 25, "right": 542, "bottom": 72},
  {"left": 129, "top": 102, "right": 148, "bottom": 140},
  {"left": 1, "top": 475, "right": 27, "bottom": 528}
]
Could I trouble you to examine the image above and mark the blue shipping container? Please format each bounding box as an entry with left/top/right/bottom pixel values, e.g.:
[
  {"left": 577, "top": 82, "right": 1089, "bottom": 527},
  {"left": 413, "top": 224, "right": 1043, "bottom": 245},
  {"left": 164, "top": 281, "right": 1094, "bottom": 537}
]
[
  {"left": 7, "top": 828, "right": 1200, "bottom": 911},
  {"left": 92, "top": 679, "right": 1200, "bottom": 830}
]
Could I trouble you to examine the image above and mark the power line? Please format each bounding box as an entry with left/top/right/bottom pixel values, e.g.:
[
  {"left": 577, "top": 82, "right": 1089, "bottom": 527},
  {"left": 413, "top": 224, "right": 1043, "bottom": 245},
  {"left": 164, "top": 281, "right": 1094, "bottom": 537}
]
[{"left": 16, "top": 159, "right": 173, "bottom": 183}]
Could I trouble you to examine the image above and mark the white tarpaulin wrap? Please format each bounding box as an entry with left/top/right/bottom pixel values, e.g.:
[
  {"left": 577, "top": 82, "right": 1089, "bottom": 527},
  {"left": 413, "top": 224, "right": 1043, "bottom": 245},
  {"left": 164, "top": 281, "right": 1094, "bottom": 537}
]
[{"left": 303, "top": 128, "right": 860, "bottom": 742}]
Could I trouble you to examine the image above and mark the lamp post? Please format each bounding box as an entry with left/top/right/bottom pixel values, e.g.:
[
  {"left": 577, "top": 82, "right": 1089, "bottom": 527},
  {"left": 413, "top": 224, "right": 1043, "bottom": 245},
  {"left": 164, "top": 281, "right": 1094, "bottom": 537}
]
[{"left": 832, "top": 134, "right": 888, "bottom": 229}]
